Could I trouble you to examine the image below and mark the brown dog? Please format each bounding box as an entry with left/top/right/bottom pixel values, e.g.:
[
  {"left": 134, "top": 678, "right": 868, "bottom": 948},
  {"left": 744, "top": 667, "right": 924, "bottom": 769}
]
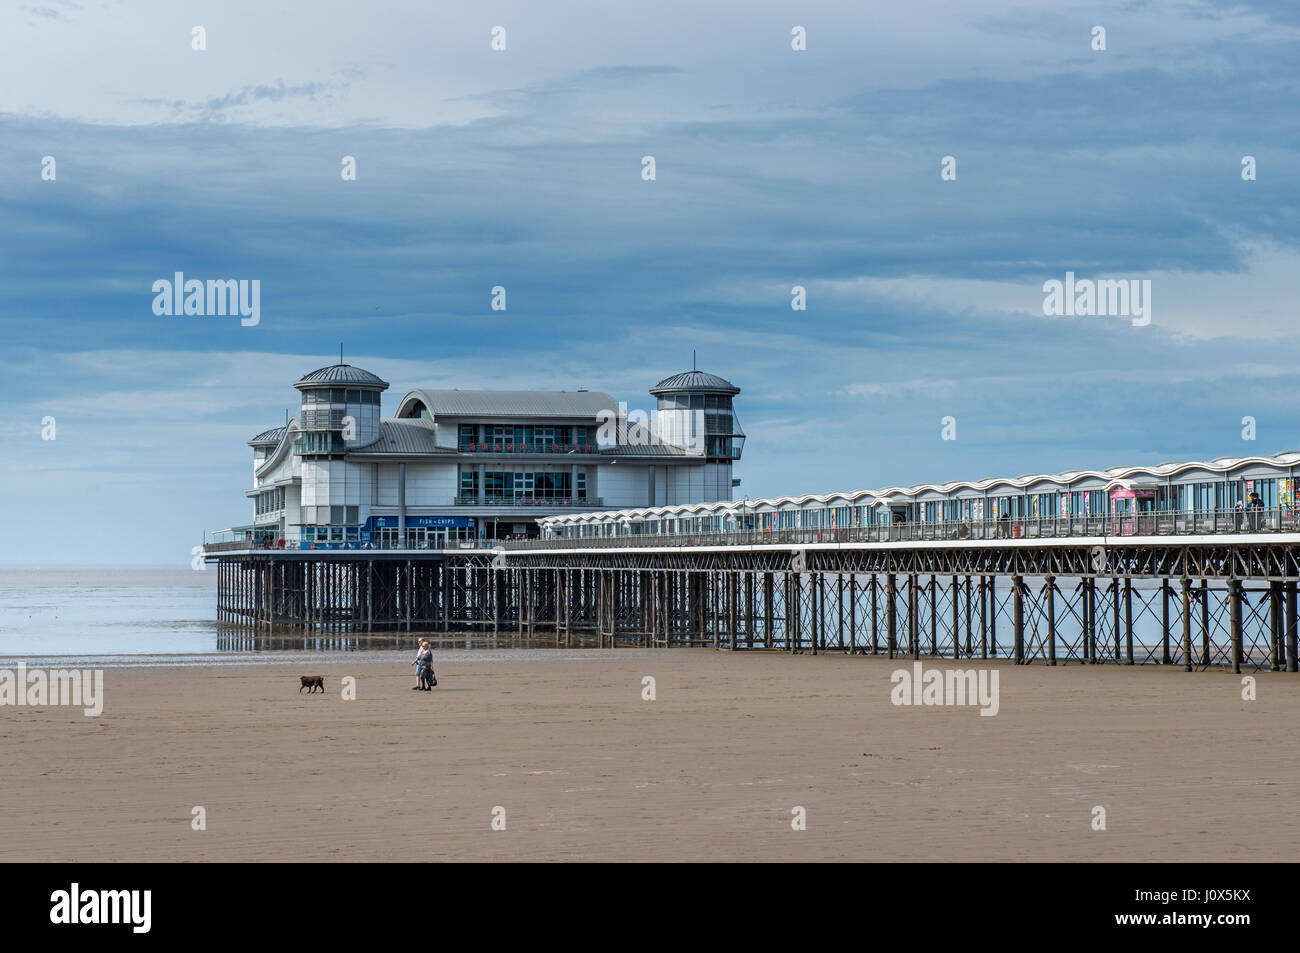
[{"left": 299, "top": 675, "right": 325, "bottom": 693}]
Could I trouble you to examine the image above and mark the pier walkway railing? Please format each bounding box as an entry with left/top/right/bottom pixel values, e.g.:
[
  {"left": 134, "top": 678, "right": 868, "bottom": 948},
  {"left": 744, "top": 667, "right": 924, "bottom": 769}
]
[{"left": 507, "top": 506, "right": 1298, "bottom": 550}]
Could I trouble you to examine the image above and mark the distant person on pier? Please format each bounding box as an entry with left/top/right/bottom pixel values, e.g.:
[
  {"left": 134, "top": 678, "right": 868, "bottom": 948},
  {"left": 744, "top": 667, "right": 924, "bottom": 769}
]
[{"left": 1247, "top": 492, "right": 1264, "bottom": 531}]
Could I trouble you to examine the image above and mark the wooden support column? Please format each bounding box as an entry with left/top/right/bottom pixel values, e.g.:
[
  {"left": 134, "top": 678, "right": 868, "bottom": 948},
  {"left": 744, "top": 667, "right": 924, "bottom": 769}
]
[
  {"left": 1270, "top": 580, "right": 1282, "bottom": 671},
  {"left": 979, "top": 575, "right": 988, "bottom": 659},
  {"left": 908, "top": 572, "right": 920, "bottom": 661},
  {"left": 763, "top": 572, "right": 774, "bottom": 649},
  {"left": 1201, "top": 580, "right": 1211, "bottom": 666},
  {"left": 870, "top": 574, "right": 879, "bottom": 655},
  {"left": 1160, "top": 578, "right": 1171, "bottom": 665},
  {"left": 1181, "top": 577, "right": 1193, "bottom": 672},
  {"left": 837, "top": 574, "right": 845, "bottom": 653},
  {"left": 928, "top": 574, "right": 938, "bottom": 656},
  {"left": 1287, "top": 579, "right": 1299, "bottom": 674},
  {"left": 784, "top": 572, "right": 793, "bottom": 653},
  {"left": 951, "top": 574, "right": 960, "bottom": 660},
  {"left": 988, "top": 576, "right": 997, "bottom": 658},
  {"left": 886, "top": 573, "right": 897, "bottom": 659},
  {"left": 728, "top": 572, "right": 737, "bottom": 652},
  {"left": 1107, "top": 578, "right": 1119, "bottom": 662},
  {"left": 1082, "top": 577, "right": 1092, "bottom": 662},
  {"left": 809, "top": 573, "right": 818, "bottom": 656},
  {"left": 848, "top": 574, "right": 857, "bottom": 654},
  {"left": 963, "top": 575, "right": 973, "bottom": 658},
  {"left": 1045, "top": 575, "right": 1056, "bottom": 666},
  {"left": 1124, "top": 575, "right": 1134, "bottom": 665},
  {"left": 1229, "top": 578, "right": 1243, "bottom": 674},
  {"left": 1012, "top": 574, "right": 1024, "bottom": 665}
]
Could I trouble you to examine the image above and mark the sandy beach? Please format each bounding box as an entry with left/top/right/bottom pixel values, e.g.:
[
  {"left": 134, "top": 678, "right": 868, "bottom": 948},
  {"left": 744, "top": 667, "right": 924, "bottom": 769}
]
[{"left": 0, "top": 650, "right": 1294, "bottom": 862}]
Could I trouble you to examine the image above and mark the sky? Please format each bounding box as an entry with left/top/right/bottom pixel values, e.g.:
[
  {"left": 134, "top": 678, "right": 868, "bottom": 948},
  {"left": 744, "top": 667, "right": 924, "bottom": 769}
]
[{"left": 1, "top": 0, "right": 1298, "bottom": 565}]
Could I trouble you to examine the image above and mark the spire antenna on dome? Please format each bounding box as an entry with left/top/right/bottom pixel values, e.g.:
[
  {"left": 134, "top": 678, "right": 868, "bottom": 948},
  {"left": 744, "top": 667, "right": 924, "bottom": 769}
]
[
  {"left": 339, "top": 343, "right": 344, "bottom": 366},
  {"left": 693, "top": 349, "right": 696, "bottom": 371}
]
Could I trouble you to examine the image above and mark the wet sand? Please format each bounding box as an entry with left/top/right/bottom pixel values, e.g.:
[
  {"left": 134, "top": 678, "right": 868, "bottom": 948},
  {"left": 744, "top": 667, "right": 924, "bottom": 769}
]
[{"left": 0, "top": 650, "right": 1294, "bottom": 862}]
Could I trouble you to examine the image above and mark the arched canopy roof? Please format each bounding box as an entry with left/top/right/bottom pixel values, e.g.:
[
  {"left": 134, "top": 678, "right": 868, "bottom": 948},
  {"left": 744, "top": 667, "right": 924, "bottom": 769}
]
[{"left": 538, "top": 450, "right": 1300, "bottom": 528}]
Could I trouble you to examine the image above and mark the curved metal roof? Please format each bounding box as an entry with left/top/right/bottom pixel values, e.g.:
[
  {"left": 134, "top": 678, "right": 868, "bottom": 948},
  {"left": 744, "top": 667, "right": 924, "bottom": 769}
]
[
  {"left": 350, "top": 419, "right": 455, "bottom": 455},
  {"left": 649, "top": 370, "right": 740, "bottom": 396},
  {"left": 539, "top": 450, "right": 1300, "bottom": 526},
  {"left": 396, "top": 389, "right": 614, "bottom": 419},
  {"left": 248, "top": 426, "right": 287, "bottom": 447},
  {"left": 294, "top": 364, "right": 389, "bottom": 390}
]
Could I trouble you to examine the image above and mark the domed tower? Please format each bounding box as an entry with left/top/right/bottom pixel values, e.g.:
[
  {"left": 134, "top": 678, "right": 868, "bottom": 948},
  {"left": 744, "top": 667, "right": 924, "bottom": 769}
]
[
  {"left": 649, "top": 367, "right": 744, "bottom": 501},
  {"left": 293, "top": 363, "right": 389, "bottom": 453}
]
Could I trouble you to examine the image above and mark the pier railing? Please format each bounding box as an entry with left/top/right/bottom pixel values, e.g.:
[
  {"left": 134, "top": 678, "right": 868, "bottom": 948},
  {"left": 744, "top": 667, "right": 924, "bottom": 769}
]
[
  {"left": 509, "top": 506, "right": 1300, "bottom": 550},
  {"left": 203, "top": 538, "right": 499, "bottom": 553}
]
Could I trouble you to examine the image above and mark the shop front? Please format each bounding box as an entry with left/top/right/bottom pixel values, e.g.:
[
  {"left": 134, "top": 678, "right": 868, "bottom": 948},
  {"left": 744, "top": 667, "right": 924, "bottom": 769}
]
[
  {"left": 366, "top": 515, "right": 477, "bottom": 549},
  {"left": 1109, "top": 485, "right": 1156, "bottom": 535}
]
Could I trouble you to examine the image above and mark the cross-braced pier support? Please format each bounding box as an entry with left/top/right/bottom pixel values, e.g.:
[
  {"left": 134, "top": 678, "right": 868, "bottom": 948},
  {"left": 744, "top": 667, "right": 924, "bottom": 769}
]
[{"left": 209, "top": 537, "right": 1300, "bottom": 670}]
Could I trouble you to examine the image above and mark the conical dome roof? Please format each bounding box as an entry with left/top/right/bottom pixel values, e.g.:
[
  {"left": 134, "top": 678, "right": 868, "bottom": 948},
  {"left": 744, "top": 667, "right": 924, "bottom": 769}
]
[
  {"left": 649, "top": 370, "right": 740, "bottom": 396},
  {"left": 294, "top": 364, "right": 389, "bottom": 390}
]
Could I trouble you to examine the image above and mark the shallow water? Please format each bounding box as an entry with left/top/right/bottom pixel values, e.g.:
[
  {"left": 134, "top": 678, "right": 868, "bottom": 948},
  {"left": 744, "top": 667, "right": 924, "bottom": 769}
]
[
  {"left": 0, "top": 566, "right": 632, "bottom": 661},
  {"left": 0, "top": 566, "right": 222, "bottom": 657},
  {"left": 0, "top": 566, "right": 1274, "bottom": 667}
]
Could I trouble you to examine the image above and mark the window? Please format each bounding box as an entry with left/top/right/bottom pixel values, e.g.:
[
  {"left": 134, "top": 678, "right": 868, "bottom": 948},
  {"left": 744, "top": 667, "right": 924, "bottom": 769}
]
[
  {"left": 482, "top": 469, "right": 574, "bottom": 500},
  {"left": 296, "top": 432, "right": 345, "bottom": 454}
]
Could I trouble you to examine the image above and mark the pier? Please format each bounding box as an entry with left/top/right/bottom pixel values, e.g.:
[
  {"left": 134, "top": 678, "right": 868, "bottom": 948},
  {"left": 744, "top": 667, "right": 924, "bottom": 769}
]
[{"left": 207, "top": 527, "right": 1300, "bottom": 673}]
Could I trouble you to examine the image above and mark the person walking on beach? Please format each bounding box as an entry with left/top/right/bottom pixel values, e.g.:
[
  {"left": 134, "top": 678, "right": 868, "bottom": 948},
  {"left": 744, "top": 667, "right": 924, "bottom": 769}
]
[{"left": 411, "top": 639, "right": 434, "bottom": 691}]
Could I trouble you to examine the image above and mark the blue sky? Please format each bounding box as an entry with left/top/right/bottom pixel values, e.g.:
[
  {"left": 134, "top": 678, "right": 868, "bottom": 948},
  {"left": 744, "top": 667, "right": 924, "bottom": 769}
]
[{"left": 2, "top": 0, "right": 1298, "bottom": 564}]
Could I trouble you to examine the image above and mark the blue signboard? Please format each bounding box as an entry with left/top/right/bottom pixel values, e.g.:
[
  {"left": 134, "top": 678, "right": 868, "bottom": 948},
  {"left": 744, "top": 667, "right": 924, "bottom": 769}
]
[{"left": 364, "top": 515, "right": 476, "bottom": 530}]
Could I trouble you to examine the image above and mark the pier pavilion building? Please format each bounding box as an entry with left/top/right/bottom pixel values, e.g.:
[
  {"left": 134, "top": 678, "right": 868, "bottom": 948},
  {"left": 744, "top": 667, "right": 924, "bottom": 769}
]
[{"left": 237, "top": 363, "right": 745, "bottom": 548}]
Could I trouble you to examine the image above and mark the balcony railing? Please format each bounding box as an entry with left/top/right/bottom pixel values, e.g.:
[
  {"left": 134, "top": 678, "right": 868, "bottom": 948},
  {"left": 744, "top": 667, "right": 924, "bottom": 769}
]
[
  {"left": 506, "top": 506, "right": 1300, "bottom": 550},
  {"left": 454, "top": 496, "right": 602, "bottom": 506},
  {"left": 203, "top": 538, "right": 499, "bottom": 553},
  {"left": 459, "top": 443, "right": 594, "bottom": 454}
]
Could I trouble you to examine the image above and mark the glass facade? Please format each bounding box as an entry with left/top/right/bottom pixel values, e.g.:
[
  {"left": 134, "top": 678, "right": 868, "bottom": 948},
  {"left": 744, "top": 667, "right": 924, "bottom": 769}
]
[
  {"left": 458, "top": 424, "right": 591, "bottom": 451},
  {"left": 296, "top": 432, "right": 346, "bottom": 454},
  {"left": 301, "top": 388, "right": 380, "bottom": 406},
  {"left": 656, "top": 394, "right": 744, "bottom": 461},
  {"left": 458, "top": 467, "right": 587, "bottom": 502}
]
